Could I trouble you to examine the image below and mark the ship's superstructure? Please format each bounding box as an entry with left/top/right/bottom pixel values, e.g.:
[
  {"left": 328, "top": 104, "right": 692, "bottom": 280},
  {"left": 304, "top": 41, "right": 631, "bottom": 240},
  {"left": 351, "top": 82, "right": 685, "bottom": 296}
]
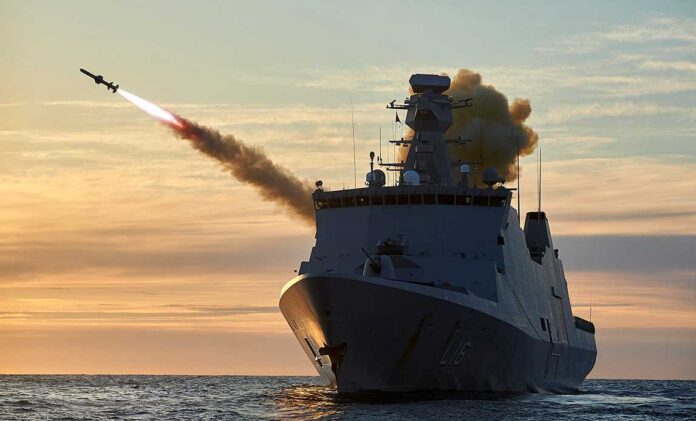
[{"left": 279, "top": 74, "right": 596, "bottom": 393}]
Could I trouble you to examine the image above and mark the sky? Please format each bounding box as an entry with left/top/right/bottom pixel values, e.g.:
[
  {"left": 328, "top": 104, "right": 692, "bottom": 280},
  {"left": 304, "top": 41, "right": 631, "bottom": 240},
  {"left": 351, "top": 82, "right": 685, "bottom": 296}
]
[{"left": 0, "top": 0, "right": 694, "bottom": 379}]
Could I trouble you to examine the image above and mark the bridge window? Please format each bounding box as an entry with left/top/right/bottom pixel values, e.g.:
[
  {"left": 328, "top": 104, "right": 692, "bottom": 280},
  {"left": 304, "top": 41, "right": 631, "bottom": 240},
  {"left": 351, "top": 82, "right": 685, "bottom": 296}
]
[
  {"left": 321, "top": 192, "right": 503, "bottom": 209},
  {"left": 473, "top": 196, "right": 489, "bottom": 206},
  {"left": 437, "top": 194, "right": 454, "bottom": 205},
  {"left": 490, "top": 196, "right": 507, "bottom": 207},
  {"left": 409, "top": 193, "right": 422, "bottom": 204},
  {"left": 328, "top": 197, "right": 341, "bottom": 208},
  {"left": 457, "top": 195, "right": 472, "bottom": 205}
]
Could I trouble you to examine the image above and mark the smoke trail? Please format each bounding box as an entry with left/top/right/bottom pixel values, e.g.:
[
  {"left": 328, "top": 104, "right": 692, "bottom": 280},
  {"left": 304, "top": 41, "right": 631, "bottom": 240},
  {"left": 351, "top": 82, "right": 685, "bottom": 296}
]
[
  {"left": 400, "top": 69, "right": 539, "bottom": 182},
  {"left": 118, "top": 90, "right": 315, "bottom": 224},
  {"left": 168, "top": 117, "right": 316, "bottom": 223}
]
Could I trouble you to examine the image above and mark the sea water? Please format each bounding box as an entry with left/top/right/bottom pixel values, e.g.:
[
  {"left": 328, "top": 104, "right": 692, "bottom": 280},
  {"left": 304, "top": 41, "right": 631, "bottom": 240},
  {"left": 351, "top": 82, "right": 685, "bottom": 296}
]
[{"left": 1, "top": 375, "right": 693, "bottom": 420}]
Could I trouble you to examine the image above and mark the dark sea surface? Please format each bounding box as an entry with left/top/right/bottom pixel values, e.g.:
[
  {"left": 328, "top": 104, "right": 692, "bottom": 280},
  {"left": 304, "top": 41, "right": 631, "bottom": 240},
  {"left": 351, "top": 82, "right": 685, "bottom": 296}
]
[{"left": 0, "top": 376, "right": 693, "bottom": 420}]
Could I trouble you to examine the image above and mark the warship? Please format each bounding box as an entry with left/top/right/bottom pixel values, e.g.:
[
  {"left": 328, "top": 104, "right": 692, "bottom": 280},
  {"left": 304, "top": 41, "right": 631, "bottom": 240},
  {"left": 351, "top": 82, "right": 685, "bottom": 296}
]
[{"left": 279, "top": 74, "right": 597, "bottom": 394}]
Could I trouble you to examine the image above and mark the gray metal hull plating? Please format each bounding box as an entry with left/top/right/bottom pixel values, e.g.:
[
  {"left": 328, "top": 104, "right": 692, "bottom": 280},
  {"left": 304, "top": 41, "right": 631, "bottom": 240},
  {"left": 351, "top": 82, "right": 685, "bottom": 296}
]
[{"left": 280, "top": 274, "right": 596, "bottom": 394}]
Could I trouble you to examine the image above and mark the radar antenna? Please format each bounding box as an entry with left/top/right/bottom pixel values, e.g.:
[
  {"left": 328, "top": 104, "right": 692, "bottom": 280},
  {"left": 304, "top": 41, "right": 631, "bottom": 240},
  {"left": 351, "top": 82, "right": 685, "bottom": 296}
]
[
  {"left": 379, "top": 126, "right": 382, "bottom": 165},
  {"left": 537, "top": 145, "right": 542, "bottom": 247},
  {"left": 590, "top": 291, "right": 593, "bottom": 322},
  {"left": 351, "top": 96, "right": 357, "bottom": 189},
  {"left": 538, "top": 146, "right": 542, "bottom": 214},
  {"left": 517, "top": 134, "right": 521, "bottom": 224}
]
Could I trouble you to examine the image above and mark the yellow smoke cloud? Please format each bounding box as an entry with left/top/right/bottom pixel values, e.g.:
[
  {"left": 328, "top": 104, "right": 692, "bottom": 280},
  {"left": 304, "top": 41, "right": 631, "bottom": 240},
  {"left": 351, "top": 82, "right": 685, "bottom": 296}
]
[{"left": 400, "top": 69, "right": 539, "bottom": 182}]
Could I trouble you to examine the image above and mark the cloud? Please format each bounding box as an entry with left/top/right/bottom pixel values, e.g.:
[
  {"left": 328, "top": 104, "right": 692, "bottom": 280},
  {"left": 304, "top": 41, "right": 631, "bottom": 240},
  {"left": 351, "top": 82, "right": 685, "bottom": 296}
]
[
  {"left": 469, "top": 63, "right": 696, "bottom": 101},
  {"left": 566, "top": 269, "right": 695, "bottom": 329},
  {"left": 163, "top": 304, "right": 279, "bottom": 315},
  {"left": 540, "top": 102, "right": 696, "bottom": 124},
  {"left": 0, "top": 305, "right": 279, "bottom": 321},
  {"left": 554, "top": 16, "right": 696, "bottom": 54},
  {"left": 518, "top": 157, "right": 696, "bottom": 235},
  {"left": 0, "top": 328, "right": 312, "bottom": 375},
  {"left": 31, "top": 100, "right": 389, "bottom": 127},
  {"left": 293, "top": 65, "right": 410, "bottom": 93},
  {"left": 558, "top": 210, "right": 696, "bottom": 221},
  {"left": 555, "top": 235, "right": 696, "bottom": 276},
  {"left": 599, "top": 16, "right": 696, "bottom": 43},
  {"left": 639, "top": 60, "right": 696, "bottom": 73},
  {"left": 540, "top": 134, "right": 615, "bottom": 154},
  {"left": 43, "top": 100, "right": 132, "bottom": 109},
  {"left": 590, "top": 327, "right": 696, "bottom": 380},
  {"left": 0, "top": 226, "right": 312, "bottom": 280}
]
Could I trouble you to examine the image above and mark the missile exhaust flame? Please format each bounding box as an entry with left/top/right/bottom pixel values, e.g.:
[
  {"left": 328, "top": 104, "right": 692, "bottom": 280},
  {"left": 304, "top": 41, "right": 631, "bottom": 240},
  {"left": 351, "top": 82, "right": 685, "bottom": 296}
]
[{"left": 118, "top": 89, "right": 182, "bottom": 128}]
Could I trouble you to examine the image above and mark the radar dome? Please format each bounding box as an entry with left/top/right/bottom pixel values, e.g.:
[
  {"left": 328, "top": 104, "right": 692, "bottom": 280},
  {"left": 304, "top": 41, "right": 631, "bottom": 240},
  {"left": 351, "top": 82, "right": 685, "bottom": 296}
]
[
  {"left": 483, "top": 168, "right": 505, "bottom": 187},
  {"left": 402, "top": 170, "right": 420, "bottom": 186},
  {"left": 366, "top": 169, "right": 386, "bottom": 187}
]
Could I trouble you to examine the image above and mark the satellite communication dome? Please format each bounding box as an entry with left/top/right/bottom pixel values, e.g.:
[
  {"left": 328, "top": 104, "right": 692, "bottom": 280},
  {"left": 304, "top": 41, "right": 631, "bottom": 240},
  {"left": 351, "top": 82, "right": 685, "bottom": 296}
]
[
  {"left": 402, "top": 170, "right": 420, "bottom": 186},
  {"left": 366, "top": 169, "right": 386, "bottom": 187},
  {"left": 483, "top": 167, "right": 505, "bottom": 187}
]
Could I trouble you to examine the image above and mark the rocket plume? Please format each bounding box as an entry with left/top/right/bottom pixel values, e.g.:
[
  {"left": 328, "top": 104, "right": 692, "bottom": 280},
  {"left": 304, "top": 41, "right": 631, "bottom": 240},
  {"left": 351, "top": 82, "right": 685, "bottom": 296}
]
[
  {"left": 401, "top": 69, "right": 539, "bottom": 182},
  {"left": 118, "top": 90, "right": 182, "bottom": 128},
  {"left": 118, "top": 91, "right": 315, "bottom": 224}
]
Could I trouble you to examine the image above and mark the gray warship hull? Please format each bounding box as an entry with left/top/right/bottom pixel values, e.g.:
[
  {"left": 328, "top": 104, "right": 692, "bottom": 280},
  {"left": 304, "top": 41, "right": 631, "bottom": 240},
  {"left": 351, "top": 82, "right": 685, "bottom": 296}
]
[
  {"left": 280, "top": 273, "right": 596, "bottom": 394},
  {"left": 279, "top": 73, "right": 596, "bottom": 394}
]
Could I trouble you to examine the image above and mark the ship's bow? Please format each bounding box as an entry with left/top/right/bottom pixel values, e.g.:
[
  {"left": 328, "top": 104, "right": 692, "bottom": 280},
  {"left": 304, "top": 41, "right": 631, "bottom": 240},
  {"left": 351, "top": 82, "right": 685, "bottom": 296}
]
[{"left": 280, "top": 274, "right": 443, "bottom": 392}]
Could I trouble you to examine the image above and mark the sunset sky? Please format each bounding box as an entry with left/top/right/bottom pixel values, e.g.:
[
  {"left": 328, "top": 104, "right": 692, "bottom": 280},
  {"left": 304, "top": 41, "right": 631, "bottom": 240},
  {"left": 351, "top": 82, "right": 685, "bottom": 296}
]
[{"left": 1, "top": 0, "right": 694, "bottom": 379}]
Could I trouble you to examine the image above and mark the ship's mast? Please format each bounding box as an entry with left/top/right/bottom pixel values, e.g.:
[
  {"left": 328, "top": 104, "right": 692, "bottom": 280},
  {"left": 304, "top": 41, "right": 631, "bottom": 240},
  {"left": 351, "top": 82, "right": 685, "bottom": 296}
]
[{"left": 386, "top": 74, "right": 472, "bottom": 186}]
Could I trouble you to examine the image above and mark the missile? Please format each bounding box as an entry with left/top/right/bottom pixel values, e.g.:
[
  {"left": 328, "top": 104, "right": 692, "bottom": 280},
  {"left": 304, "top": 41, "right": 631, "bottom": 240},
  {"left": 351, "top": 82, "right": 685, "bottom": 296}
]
[{"left": 79, "top": 68, "right": 119, "bottom": 93}]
